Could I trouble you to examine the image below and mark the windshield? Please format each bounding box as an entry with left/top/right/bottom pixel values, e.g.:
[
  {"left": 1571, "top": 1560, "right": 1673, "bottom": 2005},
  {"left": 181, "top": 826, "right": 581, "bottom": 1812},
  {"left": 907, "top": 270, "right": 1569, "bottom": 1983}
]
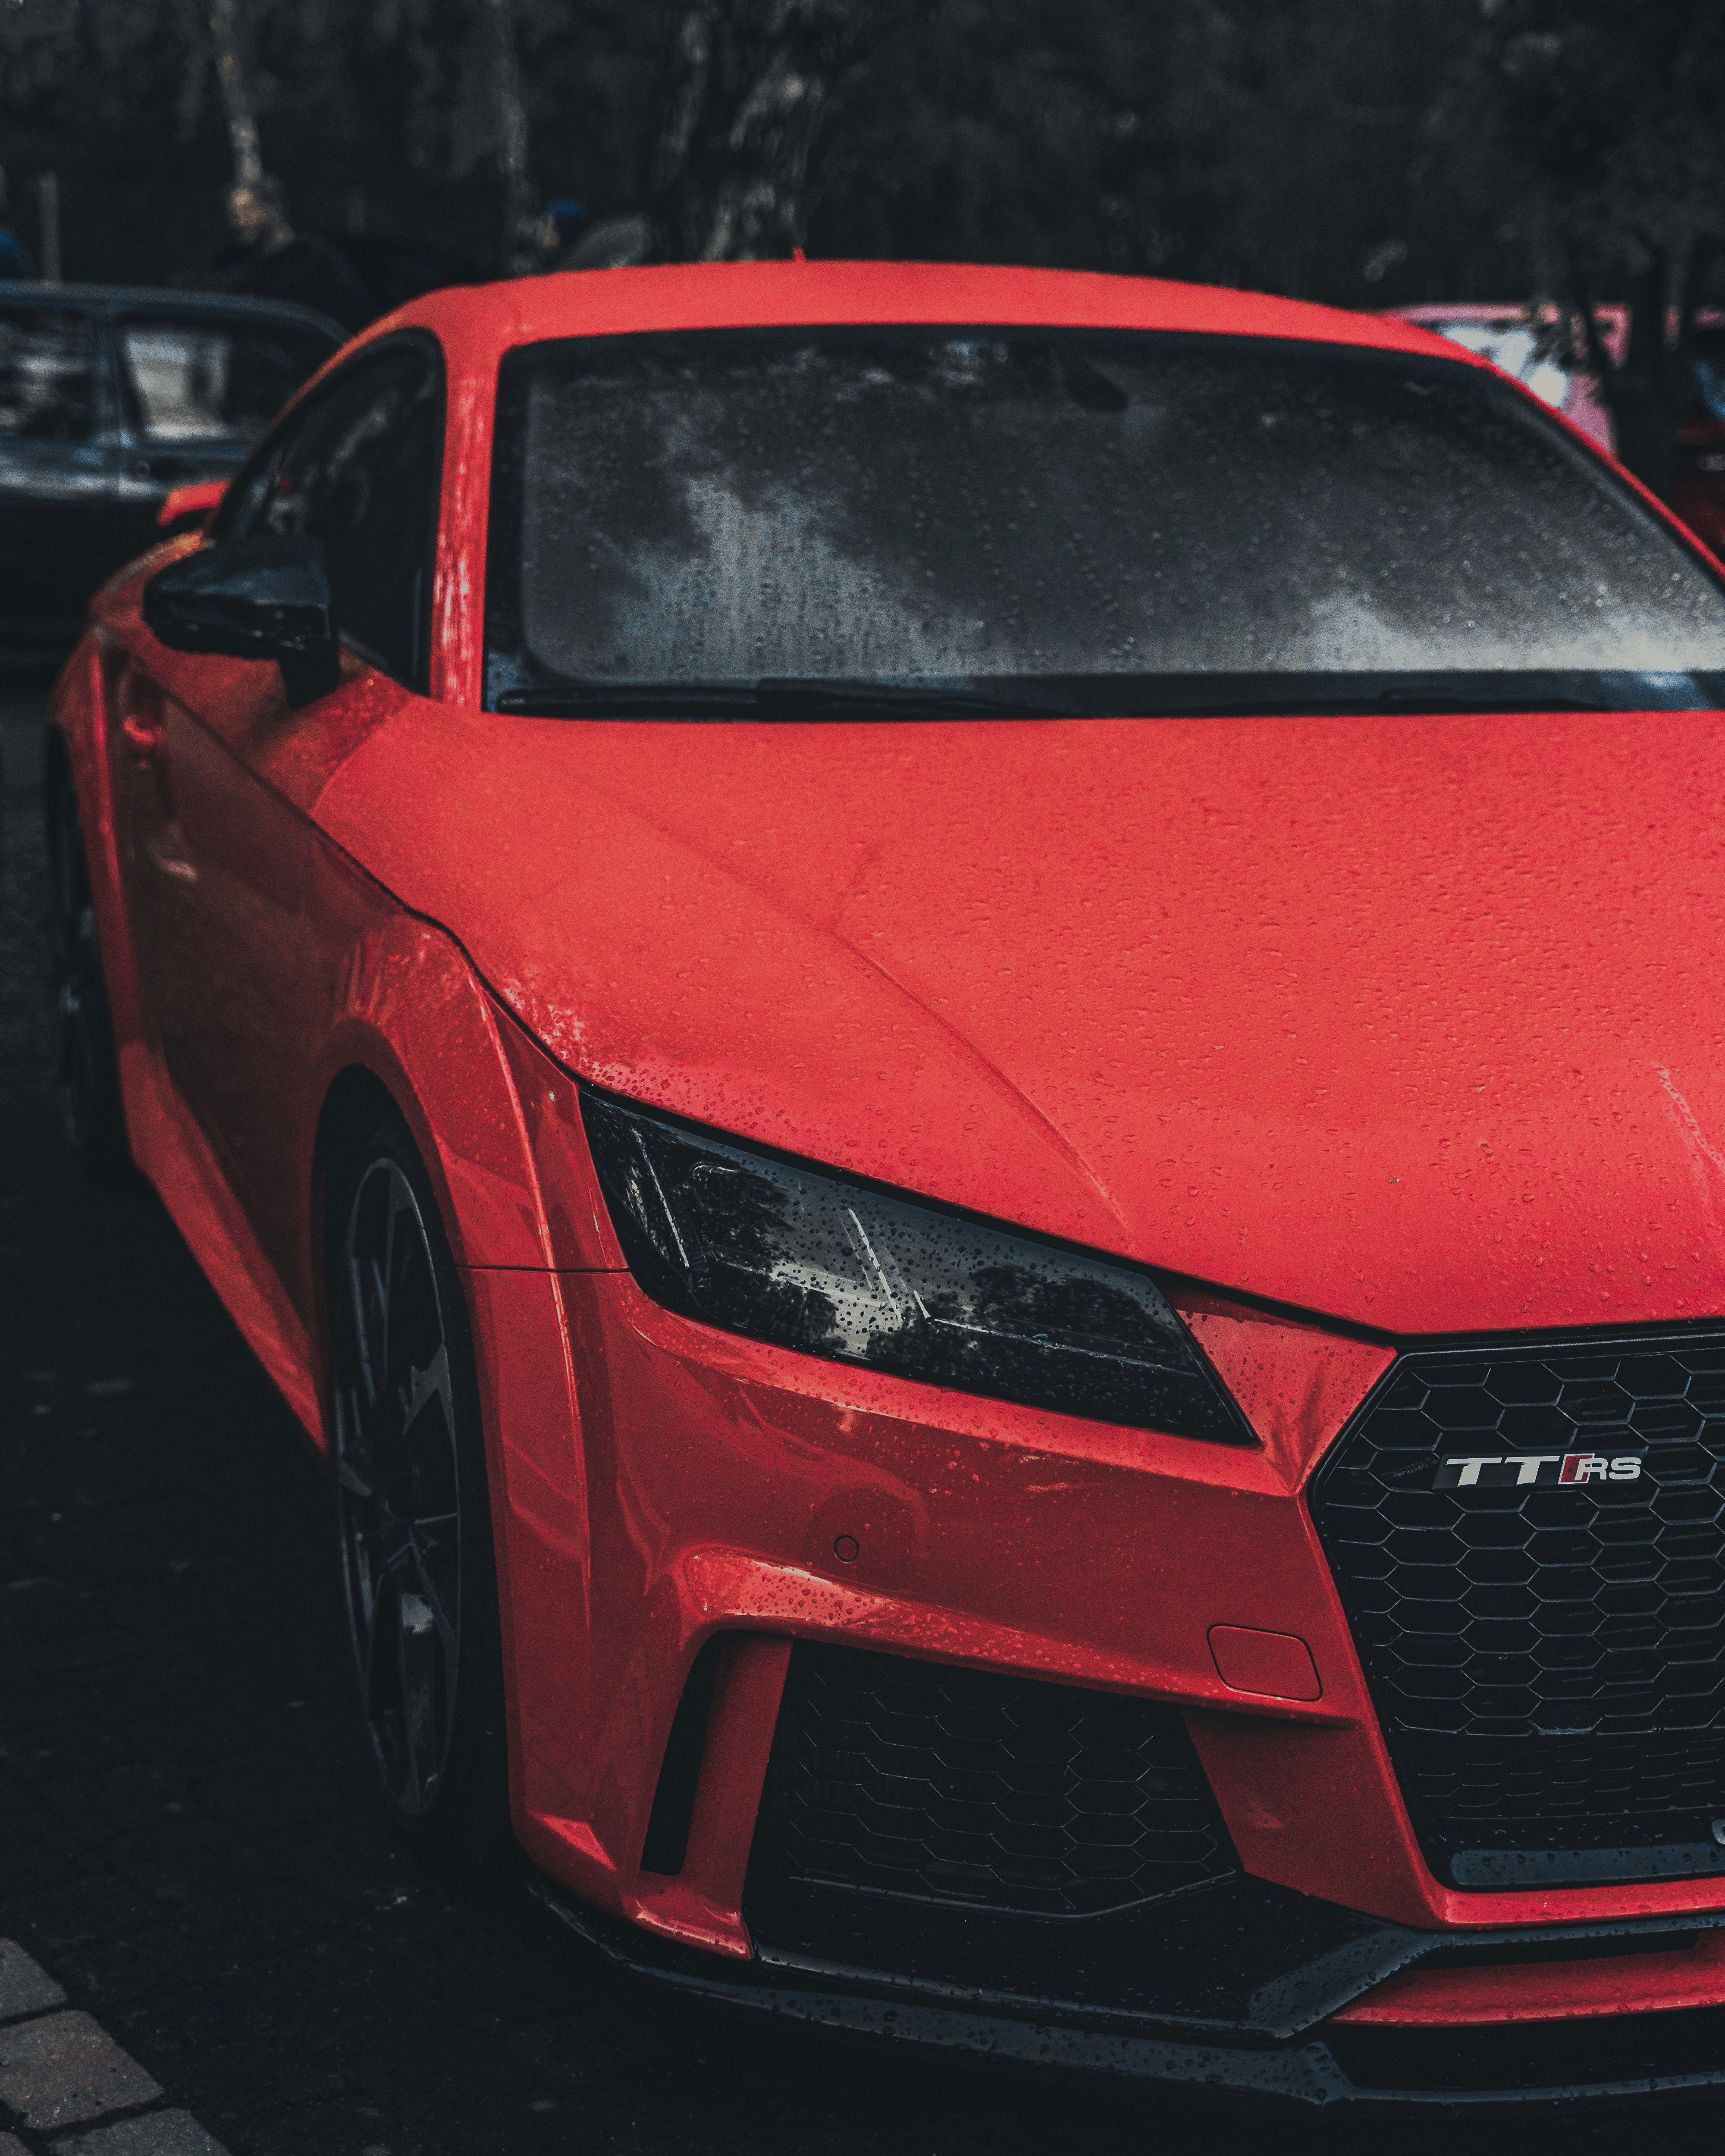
[{"left": 486, "top": 327, "right": 1725, "bottom": 716}]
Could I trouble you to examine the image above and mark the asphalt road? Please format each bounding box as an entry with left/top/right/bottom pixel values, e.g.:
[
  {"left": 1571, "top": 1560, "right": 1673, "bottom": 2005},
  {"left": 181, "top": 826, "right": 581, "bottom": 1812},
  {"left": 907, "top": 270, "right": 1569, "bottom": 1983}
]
[{"left": 3, "top": 680, "right": 1723, "bottom": 2156}]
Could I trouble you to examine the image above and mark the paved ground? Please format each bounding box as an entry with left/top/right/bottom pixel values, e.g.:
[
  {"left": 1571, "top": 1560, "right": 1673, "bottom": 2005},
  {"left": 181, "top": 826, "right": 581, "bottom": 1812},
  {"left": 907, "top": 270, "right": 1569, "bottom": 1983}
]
[{"left": 4, "top": 680, "right": 1725, "bottom": 2155}]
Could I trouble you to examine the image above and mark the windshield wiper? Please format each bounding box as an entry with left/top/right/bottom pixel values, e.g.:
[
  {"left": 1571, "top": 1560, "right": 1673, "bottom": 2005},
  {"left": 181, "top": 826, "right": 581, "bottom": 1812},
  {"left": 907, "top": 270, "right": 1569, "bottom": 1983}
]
[
  {"left": 494, "top": 683, "right": 762, "bottom": 718},
  {"left": 493, "top": 679, "right": 1062, "bottom": 721},
  {"left": 493, "top": 672, "right": 1706, "bottom": 721},
  {"left": 1137, "top": 687, "right": 1618, "bottom": 718},
  {"left": 755, "top": 679, "right": 1060, "bottom": 719}
]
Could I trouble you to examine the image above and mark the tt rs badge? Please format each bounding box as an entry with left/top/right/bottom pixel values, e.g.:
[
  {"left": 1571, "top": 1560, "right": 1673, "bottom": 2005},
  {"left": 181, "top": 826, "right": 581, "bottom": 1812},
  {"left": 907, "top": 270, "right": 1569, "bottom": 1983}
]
[{"left": 1433, "top": 1451, "right": 1646, "bottom": 1489}]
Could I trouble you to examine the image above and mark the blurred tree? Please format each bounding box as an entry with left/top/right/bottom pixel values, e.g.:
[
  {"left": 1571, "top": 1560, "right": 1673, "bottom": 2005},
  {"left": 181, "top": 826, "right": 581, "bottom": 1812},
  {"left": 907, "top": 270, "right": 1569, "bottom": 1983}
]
[
  {"left": 477, "top": 0, "right": 536, "bottom": 270},
  {"left": 808, "top": 0, "right": 1494, "bottom": 306},
  {"left": 1433, "top": 0, "right": 1725, "bottom": 494},
  {"left": 0, "top": 0, "right": 1592, "bottom": 317},
  {"left": 210, "top": 0, "right": 267, "bottom": 204},
  {"left": 648, "top": 0, "right": 920, "bottom": 259}
]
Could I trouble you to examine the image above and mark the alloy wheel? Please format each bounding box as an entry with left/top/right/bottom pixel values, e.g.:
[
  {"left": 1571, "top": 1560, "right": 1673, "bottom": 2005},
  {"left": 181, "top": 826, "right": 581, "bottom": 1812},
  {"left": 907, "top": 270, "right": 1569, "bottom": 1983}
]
[{"left": 332, "top": 1156, "right": 464, "bottom": 1818}]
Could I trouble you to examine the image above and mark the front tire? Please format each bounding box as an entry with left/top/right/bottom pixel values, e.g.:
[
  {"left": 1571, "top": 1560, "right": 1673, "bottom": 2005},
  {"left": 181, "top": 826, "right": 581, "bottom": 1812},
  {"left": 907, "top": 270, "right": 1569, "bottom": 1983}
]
[
  {"left": 47, "top": 767, "right": 132, "bottom": 1185},
  {"left": 329, "top": 1112, "right": 514, "bottom": 1877}
]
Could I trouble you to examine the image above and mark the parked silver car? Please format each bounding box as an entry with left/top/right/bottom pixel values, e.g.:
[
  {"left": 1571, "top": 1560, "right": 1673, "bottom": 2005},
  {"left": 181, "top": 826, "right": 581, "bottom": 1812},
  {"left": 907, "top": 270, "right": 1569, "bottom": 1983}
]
[{"left": 0, "top": 284, "right": 340, "bottom": 655}]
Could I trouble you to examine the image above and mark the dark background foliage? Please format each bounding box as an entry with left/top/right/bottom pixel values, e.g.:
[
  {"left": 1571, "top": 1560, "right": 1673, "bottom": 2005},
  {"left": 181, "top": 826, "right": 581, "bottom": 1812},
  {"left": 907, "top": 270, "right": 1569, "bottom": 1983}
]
[{"left": 0, "top": 1, "right": 1719, "bottom": 320}]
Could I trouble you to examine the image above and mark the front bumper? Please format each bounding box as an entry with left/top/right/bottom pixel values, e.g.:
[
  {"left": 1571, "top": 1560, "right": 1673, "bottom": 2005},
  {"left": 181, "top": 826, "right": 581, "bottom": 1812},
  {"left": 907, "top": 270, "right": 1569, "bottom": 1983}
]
[{"left": 533, "top": 1870, "right": 1725, "bottom": 2109}]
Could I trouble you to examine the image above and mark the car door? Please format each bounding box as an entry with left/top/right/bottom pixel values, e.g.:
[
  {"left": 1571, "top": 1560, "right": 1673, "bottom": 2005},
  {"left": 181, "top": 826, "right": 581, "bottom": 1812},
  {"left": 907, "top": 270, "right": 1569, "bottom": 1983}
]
[
  {"left": 0, "top": 300, "right": 116, "bottom": 648},
  {"left": 115, "top": 338, "right": 443, "bottom": 1283}
]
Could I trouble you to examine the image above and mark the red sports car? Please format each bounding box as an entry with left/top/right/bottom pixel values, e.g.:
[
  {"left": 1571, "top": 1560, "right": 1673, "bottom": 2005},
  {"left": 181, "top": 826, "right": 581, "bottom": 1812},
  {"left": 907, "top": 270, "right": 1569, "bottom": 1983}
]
[{"left": 44, "top": 262, "right": 1725, "bottom": 2107}]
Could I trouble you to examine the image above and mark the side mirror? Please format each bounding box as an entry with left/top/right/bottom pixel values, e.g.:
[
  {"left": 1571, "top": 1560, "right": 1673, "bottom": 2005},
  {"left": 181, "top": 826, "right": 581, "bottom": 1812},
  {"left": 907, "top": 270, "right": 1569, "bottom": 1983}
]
[{"left": 142, "top": 536, "right": 341, "bottom": 707}]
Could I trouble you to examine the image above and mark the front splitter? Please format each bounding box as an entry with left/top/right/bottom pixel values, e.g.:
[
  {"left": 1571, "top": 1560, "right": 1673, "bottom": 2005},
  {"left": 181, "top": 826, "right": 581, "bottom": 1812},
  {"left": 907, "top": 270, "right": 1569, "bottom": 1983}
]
[{"left": 527, "top": 1871, "right": 1725, "bottom": 2111}]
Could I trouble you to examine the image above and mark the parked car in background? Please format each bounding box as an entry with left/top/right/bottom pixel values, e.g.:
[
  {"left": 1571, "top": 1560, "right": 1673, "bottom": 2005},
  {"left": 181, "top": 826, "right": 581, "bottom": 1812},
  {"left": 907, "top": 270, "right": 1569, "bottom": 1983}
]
[
  {"left": 0, "top": 285, "right": 340, "bottom": 657},
  {"left": 1393, "top": 300, "right": 1725, "bottom": 562},
  {"left": 1675, "top": 314, "right": 1725, "bottom": 560},
  {"left": 1386, "top": 301, "right": 1619, "bottom": 454}
]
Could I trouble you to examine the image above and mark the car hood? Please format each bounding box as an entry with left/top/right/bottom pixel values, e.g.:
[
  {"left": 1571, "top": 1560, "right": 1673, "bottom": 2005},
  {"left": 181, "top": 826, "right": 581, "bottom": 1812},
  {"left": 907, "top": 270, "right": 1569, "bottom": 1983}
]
[{"left": 316, "top": 704, "right": 1725, "bottom": 1336}]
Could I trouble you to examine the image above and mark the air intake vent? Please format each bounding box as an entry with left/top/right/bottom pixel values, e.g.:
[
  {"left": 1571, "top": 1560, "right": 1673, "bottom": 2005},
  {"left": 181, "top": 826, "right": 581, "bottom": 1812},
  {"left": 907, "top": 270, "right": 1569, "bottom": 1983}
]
[{"left": 747, "top": 1642, "right": 1236, "bottom": 1919}]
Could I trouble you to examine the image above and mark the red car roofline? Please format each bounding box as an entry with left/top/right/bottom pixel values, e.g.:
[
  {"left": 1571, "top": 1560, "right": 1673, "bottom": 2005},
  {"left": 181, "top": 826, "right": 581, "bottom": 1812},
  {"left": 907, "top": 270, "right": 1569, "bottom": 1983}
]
[
  {"left": 267, "top": 261, "right": 1495, "bottom": 505},
  {"left": 321, "top": 260, "right": 1468, "bottom": 381}
]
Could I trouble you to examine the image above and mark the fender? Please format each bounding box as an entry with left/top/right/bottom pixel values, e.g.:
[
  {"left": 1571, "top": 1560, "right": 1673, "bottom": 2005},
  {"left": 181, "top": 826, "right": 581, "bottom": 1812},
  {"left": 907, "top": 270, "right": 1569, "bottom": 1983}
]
[{"left": 302, "top": 858, "right": 621, "bottom": 1852}]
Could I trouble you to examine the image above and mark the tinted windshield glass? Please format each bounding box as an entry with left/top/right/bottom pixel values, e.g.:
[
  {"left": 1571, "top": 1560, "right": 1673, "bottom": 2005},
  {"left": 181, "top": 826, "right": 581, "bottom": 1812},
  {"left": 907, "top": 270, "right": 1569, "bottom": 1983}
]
[{"left": 487, "top": 329, "right": 1725, "bottom": 715}]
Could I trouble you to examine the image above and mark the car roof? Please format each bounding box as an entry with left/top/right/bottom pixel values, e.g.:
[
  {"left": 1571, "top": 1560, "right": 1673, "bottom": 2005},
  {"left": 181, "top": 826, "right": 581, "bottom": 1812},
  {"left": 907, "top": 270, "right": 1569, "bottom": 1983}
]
[
  {"left": 0, "top": 282, "right": 345, "bottom": 345},
  {"left": 357, "top": 260, "right": 1471, "bottom": 373}
]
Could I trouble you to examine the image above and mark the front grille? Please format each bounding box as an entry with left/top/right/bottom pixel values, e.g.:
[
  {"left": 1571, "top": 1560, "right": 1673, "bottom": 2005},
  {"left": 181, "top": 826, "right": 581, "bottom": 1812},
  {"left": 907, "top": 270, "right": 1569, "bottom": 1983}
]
[
  {"left": 1311, "top": 1330, "right": 1725, "bottom": 1886},
  {"left": 748, "top": 1642, "right": 1236, "bottom": 1918}
]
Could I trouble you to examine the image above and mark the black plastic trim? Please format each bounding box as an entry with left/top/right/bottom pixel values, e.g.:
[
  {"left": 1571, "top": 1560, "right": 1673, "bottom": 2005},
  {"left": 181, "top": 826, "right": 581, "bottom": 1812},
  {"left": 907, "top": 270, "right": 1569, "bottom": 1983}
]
[
  {"left": 640, "top": 1636, "right": 724, "bottom": 1876},
  {"left": 528, "top": 1871, "right": 1725, "bottom": 2109}
]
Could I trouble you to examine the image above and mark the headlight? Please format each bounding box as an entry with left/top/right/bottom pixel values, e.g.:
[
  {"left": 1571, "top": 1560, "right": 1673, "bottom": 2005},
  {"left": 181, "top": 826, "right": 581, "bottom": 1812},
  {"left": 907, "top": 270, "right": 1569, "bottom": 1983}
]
[{"left": 580, "top": 1088, "right": 1249, "bottom": 1442}]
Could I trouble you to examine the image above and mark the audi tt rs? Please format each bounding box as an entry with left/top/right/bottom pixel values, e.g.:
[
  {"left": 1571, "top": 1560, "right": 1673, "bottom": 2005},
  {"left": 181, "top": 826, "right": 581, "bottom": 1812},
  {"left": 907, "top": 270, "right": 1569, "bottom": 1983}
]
[{"left": 43, "top": 260, "right": 1725, "bottom": 2107}]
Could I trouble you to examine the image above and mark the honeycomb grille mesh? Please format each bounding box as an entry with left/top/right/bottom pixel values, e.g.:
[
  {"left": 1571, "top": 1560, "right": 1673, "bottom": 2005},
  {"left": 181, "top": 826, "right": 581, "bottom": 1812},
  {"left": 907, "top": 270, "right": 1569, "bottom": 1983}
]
[
  {"left": 750, "top": 1643, "right": 1236, "bottom": 1918},
  {"left": 1311, "top": 1331, "right": 1725, "bottom": 1880}
]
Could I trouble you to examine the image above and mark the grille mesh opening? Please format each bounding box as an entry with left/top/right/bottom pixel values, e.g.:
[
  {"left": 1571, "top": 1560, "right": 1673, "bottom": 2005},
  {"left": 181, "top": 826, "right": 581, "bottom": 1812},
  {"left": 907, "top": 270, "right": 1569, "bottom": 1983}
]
[
  {"left": 747, "top": 1642, "right": 1236, "bottom": 1919},
  {"left": 1310, "top": 1330, "right": 1725, "bottom": 1886}
]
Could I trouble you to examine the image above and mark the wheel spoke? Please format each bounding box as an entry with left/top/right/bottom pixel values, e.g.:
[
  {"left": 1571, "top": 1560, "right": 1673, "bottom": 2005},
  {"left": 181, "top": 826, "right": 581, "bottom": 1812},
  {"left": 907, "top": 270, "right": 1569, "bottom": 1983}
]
[
  {"left": 347, "top": 1254, "right": 380, "bottom": 1412},
  {"left": 402, "top": 1343, "right": 449, "bottom": 1432},
  {"left": 397, "top": 1591, "right": 442, "bottom": 1809},
  {"left": 336, "top": 1366, "right": 378, "bottom": 1488},
  {"left": 381, "top": 1184, "right": 406, "bottom": 1382},
  {"left": 367, "top": 1254, "right": 391, "bottom": 1390},
  {"left": 411, "top": 1530, "right": 460, "bottom": 1659},
  {"left": 387, "top": 1237, "right": 437, "bottom": 1408},
  {"left": 335, "top": 1451, "right": 373, "bottom": 1500},
  {"left": 380, "top": 1507, "right": 414, "bottom": 1576},
  {"left": 339, "top": 1535, "right": 387, "bottom": 1702}
]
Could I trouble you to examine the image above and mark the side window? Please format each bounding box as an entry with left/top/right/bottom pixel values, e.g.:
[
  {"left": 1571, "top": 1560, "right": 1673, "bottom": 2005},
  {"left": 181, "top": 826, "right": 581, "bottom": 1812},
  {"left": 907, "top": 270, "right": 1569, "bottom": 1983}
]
[
  {"left": 0, "top": 308, "right": 96, "bottom": 441},
  {"left": 220, "top": 344, "right": 442, "bottom": 689}
]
